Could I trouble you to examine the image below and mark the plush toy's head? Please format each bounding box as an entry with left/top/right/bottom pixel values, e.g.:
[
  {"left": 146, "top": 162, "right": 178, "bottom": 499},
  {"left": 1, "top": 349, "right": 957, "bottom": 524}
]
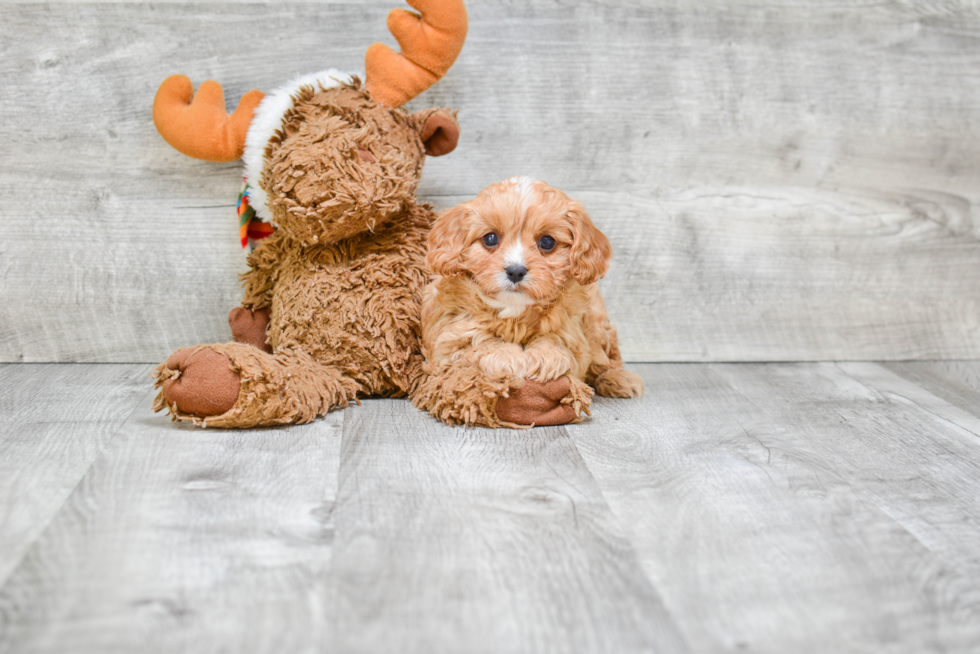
[
  {"left": 257, "top": 80, "right": 458, "bottom": 245},
  {"left": 152, "top": 0, "right": 466, "bottom": 245}
]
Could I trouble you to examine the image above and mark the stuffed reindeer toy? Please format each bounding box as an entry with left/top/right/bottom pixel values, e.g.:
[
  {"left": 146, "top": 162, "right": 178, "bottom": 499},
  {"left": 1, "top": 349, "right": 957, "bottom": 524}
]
[
  {"left": 151, "top": 0, "right": 468, "bottom": 427},
  {"left": 152, "top": 0, "right": 579, "bottom": 428}
]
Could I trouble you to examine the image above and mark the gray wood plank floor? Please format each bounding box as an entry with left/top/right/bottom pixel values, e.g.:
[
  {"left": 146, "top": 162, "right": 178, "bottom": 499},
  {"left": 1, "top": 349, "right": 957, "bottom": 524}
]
[
  {"left": 0, "top": 364, "right": 149, "bottom": 586},
  {"left": 2, "top": 362, "right": 980, "bottom": 653}
]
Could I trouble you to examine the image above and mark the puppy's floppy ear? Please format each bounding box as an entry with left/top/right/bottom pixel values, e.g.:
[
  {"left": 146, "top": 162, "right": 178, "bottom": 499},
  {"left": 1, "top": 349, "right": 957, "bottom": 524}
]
[
  {"left": 567, "top": 202, "right": 612, "bottom": 285},
  {"left": 426, "top": 204, "right": 471, "bottom": 277},
  {"left": 413, "top": 108, "right": 460, "bottom": 157}
]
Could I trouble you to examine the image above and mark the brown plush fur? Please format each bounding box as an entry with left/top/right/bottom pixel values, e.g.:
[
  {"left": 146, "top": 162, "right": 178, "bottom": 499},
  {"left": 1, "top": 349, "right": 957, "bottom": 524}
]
[
  {"left": 153, "top": 82, "right": 456, "bottom": 427},
  {"left": 413, "top": 177, "right": 644, "bottom": 428}
]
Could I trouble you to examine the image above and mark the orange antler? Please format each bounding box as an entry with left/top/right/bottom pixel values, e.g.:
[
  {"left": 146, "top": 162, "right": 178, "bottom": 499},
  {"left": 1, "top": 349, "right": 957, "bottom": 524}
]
[
  {"left": 152, "top": 75, "right": 265, "bottom": 162},
  {"left": 364, "top": 0, "right": 468, "bottom": 107}
]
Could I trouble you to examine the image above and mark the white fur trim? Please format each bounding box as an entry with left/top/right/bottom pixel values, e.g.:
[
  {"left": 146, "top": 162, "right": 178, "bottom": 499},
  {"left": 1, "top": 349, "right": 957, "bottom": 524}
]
[{"left": 242, "top": 69, "right": 357, "bottom": 223}]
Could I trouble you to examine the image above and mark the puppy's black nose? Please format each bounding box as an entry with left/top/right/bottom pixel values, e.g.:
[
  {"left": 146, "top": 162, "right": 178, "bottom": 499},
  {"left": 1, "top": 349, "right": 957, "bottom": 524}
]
[{"left": 505, "top": 264, "right": 528, "bottom": 284}]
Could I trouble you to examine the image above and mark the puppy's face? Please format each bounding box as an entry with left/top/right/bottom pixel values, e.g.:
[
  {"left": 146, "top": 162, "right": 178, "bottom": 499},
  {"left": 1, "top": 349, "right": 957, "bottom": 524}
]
[{"left": 427, "top": 177, "right": 612, "bottom": 310}]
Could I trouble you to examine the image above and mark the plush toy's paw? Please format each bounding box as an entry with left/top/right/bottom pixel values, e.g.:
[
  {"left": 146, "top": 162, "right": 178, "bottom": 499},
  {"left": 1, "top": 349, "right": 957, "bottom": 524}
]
[
  {"left": 593, "top": 367, "right": 645, "bottom": 398},
  {"left": 156, "top": 346, "right": 241, "bottom": 417},
  {"left": 496, "top": 377, "right": 579, "bottom": 427},
  {"left": 229, "top": 307, "right": 272, "bottom": 353}
]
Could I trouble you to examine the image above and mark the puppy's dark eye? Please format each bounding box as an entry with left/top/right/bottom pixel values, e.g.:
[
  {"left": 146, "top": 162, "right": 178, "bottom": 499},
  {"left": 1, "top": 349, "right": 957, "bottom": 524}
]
[
  {"left": 538, "top": 235, "right": 556, "bottom": 251},
  {"left": 482, "top": 232, "right": 499, "bottom": 247}
]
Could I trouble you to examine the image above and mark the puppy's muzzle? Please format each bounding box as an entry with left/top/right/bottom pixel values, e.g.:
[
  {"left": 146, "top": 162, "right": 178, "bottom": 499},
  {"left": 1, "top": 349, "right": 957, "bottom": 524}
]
[{"left": 505, "top": 264, "right": 527, "bottom": 284}]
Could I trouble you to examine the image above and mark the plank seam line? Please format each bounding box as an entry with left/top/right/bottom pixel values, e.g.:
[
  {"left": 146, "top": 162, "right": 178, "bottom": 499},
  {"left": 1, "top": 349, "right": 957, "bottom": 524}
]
[
  {"left": 558, "top": 422, "right": 694, "bottom": 651},
  {"left": 0, "top": 379, "right": 156, "bottom": 592},
  {"left": 710, "top": 362, "right": 967, "bottom": 560},
  {"left": 839, "top": 363, "right": 980, "bottom": 446},
  {"left": 888, "top": 395, "right": 980, "bottom": 443}
]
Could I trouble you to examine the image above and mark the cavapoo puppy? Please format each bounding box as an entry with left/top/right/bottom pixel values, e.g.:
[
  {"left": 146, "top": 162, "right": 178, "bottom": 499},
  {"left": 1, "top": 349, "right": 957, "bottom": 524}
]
[{"left": 412, "top": 176, "right": 643, "bottom": 427}]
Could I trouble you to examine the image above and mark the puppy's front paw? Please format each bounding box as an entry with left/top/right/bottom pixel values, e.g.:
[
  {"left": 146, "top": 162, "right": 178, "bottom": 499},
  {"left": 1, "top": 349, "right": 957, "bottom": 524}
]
[
  {"left": 479, "top": 344, "right": 528, "bottom": 379},
  {"left": 524, "top": 343, "right": 573, "bottom": 382},
  {"left": 593, "top": 367, "right": 644, "bottom": 398}
]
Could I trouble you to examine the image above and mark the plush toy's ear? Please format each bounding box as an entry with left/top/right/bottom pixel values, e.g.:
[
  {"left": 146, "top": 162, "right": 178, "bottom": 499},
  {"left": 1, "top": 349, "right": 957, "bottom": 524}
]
[
  {"left": 426, "top": 204, "right": 471, "bottom": 276},
  {"left": 414, "top": 108, "right": 460, "bottom": 156},
  {"left": 567, "top": 202, "right": 612, "bottom": 285}
]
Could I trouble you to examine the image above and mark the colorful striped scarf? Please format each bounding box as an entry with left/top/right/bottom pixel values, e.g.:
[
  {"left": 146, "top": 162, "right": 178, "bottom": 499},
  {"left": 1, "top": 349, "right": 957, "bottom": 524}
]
[{"left": 237, "top": 181, "right": 275, "bottom": 251}]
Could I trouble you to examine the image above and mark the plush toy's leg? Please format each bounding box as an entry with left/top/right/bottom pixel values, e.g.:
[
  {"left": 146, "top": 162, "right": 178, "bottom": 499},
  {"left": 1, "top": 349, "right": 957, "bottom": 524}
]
[
  {"left": 412, "top": 359, "right": 520, "bottom": 428},
  {"left": 412, "top": 352, "right": 592, "bottom": 429},
  {"left": 152, "top": 343, "right": 358, "bottom": 428},
  {"left": 229, "top": 307, "right": 272, "bottom": 353}
]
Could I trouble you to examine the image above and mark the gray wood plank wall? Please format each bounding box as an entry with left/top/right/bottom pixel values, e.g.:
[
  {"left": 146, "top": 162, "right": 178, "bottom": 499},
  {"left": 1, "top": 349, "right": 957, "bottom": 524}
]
[{"left": 3, "top": 1, "right": 979, "bottom": 362}]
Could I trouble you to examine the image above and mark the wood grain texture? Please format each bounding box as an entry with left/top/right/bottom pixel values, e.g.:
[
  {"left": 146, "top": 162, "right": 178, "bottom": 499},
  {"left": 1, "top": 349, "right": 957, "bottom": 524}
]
[
  {"left": 0, "top": 389, "right": 686, "bottom": 654},
  {"left": 568, "top": 362, "right": 980, "bottom": 653},
  {"left": 2, "top": 1, "right": 980, "bottom": 361},
  {"left": 883, "top": 361, "right": 980, "bottom": 416},
  {"left": 0, "top": 394, "right": 345, "bottom": 654},
  {"left": 710, "top": 361, "right": 980, "bottom": 651},
  {"left": 3, "top": 362, "right": 980, "bottom": 651},
  {"left": 329, "top": 398, "right": 687, "bottom": 654},
  {"left": 0, "top": 363, "right": 149, "bottom": 586}
]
